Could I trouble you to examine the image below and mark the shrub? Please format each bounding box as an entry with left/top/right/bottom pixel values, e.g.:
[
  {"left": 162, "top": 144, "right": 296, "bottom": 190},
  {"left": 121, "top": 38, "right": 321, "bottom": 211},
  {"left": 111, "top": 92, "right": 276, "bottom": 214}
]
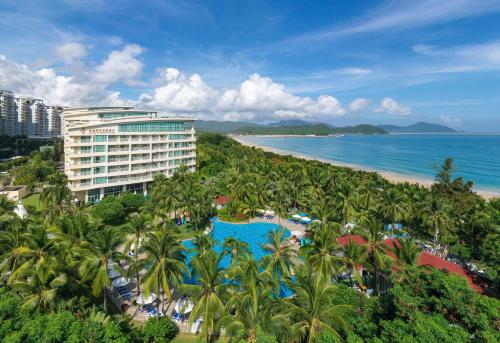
[
  {"left": 143, "top": 317, "right": 179, "bottom": 342},
  {"left": 91, "top": 196, "right": 126, "bottom": 225},
  {"left": 119, "top": 192, "right": 145, "bottom": 213}
]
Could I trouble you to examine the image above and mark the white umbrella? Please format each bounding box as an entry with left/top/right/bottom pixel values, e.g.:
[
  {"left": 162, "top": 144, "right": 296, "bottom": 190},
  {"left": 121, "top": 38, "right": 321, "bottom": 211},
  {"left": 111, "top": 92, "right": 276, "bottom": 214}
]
[
  {"left": 136, "top": 293, "right": 157, "bottom": 305},
  {"left": 108, "top": 269, "right": 121, "bottom": 279},
  {"left": 266, "top": 210, "right": 275, "bottom": 215},
  {"left": 175, "top": 299, "right": 194, "bottom": 314},
  {"left": 112, "top": 277, "right": 130, "bottom": 288},
  {"left": 256, "top": 209, "right": 265, "bottom": 213},
  {"left": 14, "top": 203, "right": 27, "bottom": 219},
  {"left": 292, "top": 214, "right": 301, "bottom": 220},
  {"left": 291, "top": 230, "right": 303, "bottom": 237},
  {"left": 301, "top": 216, "right": 311, "bottom": 222},
  {"left": 312, "top": 219, "right": 321, "bottom": 223}
]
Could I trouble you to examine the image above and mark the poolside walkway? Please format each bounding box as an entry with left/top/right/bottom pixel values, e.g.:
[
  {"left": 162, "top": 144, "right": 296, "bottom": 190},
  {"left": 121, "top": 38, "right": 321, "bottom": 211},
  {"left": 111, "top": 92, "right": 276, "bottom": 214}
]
[{"left": 248, "top": 216, "right": 307, "bottom": 237}]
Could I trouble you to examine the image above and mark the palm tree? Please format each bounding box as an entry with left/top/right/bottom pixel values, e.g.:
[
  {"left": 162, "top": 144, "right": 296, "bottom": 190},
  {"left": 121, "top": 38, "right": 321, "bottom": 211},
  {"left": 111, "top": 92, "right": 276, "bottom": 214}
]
[
  {"left": 40, "top": 172, "right": 72, "bottom": 221},
  {"left": 9, "top": 259, "right": 67, "bottom": 311},
  {"left": 305, "top": 226, "right": 342, "bottom": 284},
  {"left": 222, "top": 256, "right": 286, "bottom": 343},
  {"left": 335, "top": 184, "right": 357, "bottom": 226},
  {"left": 380, "top": 188, "right": 408, "bottom": 232},
  {"left": 0, "top": 226, "right": 29, "bottom": 281},
  {"left": 283, "top": 266, "right": 350, "bottom": 343},
  {"left": 78, "top": 227, "right": 127, "bottom": 311},
  {"left": 342, "top": 240, "right": 368, "bottom": 287},
  {"left": 390, "top": 237, "right": 422, "bottom": 268},
  {"left": 126, "top": 213, "right": 150, "bottom": 295},
  {"left": 222, "top": 237, "right": 250, "bottom": 274},
  {"left": 271, "top": 183, "right": 290, "bottom": 228},
  {"left": 363, "top": 218, "right": 391, "bottom": 295},
  {"left": 140, "top": 229, "right": 188, "bottom": 311},
  {"left": 178, "top": 250, "right": 227, "bottom": 343},
  {"left": 261, "top": 227, "right": 299, "bottom": 292},
  {"left": 424, "top": 197, "right": 452, "bottom": 247}
]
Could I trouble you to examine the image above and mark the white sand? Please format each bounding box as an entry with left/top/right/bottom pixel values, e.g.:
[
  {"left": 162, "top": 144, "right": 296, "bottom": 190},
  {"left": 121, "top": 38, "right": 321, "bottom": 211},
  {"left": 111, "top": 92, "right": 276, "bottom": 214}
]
[{"left": 233, "top": 136, "right": 500, "bottom": 200}]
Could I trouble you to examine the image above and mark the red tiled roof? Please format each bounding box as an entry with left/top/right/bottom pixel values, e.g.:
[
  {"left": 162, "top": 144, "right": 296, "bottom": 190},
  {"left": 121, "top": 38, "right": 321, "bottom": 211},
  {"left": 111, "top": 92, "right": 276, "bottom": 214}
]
[
  {"left": 337, "top": 235, "right": 485, "bottom": 293},
  {"left": 336, "top": 234, "right": 367, "bottom": 246},
  {"left": 214, "top": 195, "right": 231, "bottom": 205}
]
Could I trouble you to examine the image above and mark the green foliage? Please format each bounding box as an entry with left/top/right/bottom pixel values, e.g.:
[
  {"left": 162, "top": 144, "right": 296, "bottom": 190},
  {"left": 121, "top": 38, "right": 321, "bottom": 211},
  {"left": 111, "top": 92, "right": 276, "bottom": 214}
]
[
  {"left": 11, "top": 152, "right": 56, "bottom": 187},
  {"left": 91, "top": 196, "right": 126, "bottom": 224},
  {"left": 144, "top": 317, "right": 179, "bottom": 342},
  {"left": 119, "top": 192, "right": 146, "bottom": 213}
]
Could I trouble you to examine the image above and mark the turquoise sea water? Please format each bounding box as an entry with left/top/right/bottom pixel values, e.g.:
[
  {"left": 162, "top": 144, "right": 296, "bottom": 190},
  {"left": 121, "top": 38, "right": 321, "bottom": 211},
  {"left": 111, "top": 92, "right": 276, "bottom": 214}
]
[{"left": 240, "top": 134, "right": 500, "bottom": 193}]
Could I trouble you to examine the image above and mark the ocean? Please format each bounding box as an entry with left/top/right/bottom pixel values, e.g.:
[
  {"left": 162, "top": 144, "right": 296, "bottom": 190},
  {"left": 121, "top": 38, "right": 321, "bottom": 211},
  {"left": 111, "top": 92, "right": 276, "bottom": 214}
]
[{"left": 237, "top": 134, "right": 500, "bottom": 194}]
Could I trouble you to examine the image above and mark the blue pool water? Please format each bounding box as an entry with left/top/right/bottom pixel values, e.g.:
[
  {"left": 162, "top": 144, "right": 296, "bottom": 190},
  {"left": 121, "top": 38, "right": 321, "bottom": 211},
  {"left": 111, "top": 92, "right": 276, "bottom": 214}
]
[
  {"left": 183, "top": 221, "right": 293, "bottom": 296},
  {"left": 239, "top": 134, "right": 500, "bottom": 194}
]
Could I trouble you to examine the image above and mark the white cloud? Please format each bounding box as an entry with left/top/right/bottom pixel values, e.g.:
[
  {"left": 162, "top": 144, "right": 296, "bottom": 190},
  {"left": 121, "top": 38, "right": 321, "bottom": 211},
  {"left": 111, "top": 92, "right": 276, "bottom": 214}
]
[
  {"left": 139, "top": 68, "right": 217, "bottom": 113},
  {"left": 92, "top": 44, "right": 144, "bottom": 84},
  {"left": 349, "top": 98, "right": 372, "bottom": 112},
  {"left": 56, "top": 42, "right": 87, "bottom": 64},
  {"left": 440, "top": 115, "right": 462, "bottom": 127},
  {"left": 335, "top": 67, "right": 373, "bottom": 76},
  {"left": 374, "top": 97, "right": 411, "bottom": 116}
]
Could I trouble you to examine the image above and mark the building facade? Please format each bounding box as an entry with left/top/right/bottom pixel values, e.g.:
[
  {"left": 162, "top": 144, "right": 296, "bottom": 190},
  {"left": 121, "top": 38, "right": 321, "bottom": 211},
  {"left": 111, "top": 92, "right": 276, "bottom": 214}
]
[
  {"left": 0, "top": 89, "right": 62, "bottom": 138},
  {"left": 63, "top": 107, "right": 196, "bottom": 203},
  {"left": 0, "top": 90, "right": 16, "bottom": 136}
]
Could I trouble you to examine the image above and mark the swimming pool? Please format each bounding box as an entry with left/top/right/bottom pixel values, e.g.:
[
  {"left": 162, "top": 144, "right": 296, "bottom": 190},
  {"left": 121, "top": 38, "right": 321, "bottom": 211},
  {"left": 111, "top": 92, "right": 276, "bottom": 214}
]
[
  {"left": 185, "top": 220, "right": 290, "bottom": 268},
  {"left": 183, "top": 220, "right": 293, "bottom": 296}
]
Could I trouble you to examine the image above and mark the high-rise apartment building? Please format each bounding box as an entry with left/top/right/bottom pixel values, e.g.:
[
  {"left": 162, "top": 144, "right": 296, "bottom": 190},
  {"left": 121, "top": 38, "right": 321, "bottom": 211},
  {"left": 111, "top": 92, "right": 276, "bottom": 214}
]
[
  {"left": 63, "top": 107, "right": 196, "bottom": 203},
  {"left": 0, "top": 89, "right": 62, "bottom": 138},
  {"left": 0, "top": 90, "right": 16, "bottom": 136},
  {"left": 46, "top": 106, "right": 63, "bottom": 137}
]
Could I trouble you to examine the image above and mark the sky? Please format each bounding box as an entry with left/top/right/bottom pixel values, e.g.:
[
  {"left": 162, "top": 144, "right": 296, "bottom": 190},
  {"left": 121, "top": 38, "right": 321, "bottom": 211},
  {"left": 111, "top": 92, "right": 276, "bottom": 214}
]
[{"left": 1, "top": 0, "right": 500, "bottom": 131}]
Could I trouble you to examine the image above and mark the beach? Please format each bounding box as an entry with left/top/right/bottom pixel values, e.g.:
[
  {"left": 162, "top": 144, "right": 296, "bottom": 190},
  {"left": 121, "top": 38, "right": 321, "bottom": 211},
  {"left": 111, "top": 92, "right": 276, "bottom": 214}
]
[{"left": 233, "top": 135, "right": 500, "bottom": 200}]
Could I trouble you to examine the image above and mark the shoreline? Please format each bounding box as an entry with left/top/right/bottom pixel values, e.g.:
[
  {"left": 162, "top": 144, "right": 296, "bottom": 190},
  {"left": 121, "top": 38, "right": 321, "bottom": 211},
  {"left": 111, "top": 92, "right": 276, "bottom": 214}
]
[{"left": 233, "top": 136, "right": 500, "bottom": 200}]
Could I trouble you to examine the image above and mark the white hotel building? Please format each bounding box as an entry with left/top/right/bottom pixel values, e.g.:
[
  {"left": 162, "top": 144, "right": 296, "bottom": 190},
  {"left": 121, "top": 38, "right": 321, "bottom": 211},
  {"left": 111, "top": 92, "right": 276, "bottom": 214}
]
[{"left": 63, "top": 107, "right": 196, "bottom": 203}]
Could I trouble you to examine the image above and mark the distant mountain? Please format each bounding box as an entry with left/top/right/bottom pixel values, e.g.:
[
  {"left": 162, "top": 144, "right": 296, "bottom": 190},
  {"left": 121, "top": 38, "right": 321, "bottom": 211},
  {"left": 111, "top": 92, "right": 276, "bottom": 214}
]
[
  {"left": 195, "top": 120, "right": 257, "bottom": 133},
  {"left": 379, "top": 122, "right": 457, "bottom": 133},
  {"left": 195, "top": 120, "right": 386, "bottom": 135},
  {"left": 266, "top": 119, "right": 314, "bottom": 127}
]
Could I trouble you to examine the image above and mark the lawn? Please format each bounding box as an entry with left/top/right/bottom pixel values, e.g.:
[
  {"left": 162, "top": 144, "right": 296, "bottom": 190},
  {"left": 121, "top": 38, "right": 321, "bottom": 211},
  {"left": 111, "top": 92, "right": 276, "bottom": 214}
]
[
  {"left": 172, "top": 334, "right": 226, "bottom": 343},
  {"left": 22, "top": 193, "right": 43, "bottom": 210}
]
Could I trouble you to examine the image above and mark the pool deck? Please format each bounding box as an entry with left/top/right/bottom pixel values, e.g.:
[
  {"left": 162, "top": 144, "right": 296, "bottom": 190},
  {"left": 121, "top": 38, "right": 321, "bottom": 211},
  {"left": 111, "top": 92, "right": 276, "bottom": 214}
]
[{"left": 248, "top": 216, "right": 307, "bottom": 237}]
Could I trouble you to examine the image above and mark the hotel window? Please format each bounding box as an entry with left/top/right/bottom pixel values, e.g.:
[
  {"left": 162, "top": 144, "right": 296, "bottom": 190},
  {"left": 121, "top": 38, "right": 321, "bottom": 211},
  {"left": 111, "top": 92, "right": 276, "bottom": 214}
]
[
  {"left": 87, "top": 188, "right": 100, "bottom": 204},
  {"left": 118, "top": 121, "right": 185, "bottom": 132},
  {"left": 80, "top": 168, "right": 91, "bottom": 175},
  {"left": 93, "top": 166, "right": 105, "bottom": 174},
  {"left": 93, "top": 156, "right": 105, "bottom": 163},
  {"left": 81, "top": 146, "right": 91, "bottom": 154},
  {"left": 104, "top": 186, "right": 122, "bottom": 197},
  {"left": 93, "top": 145, "right": 105, "bottom": 153},
  {"left": 80, "top": 179, "right": 91, "bottom": 186},
  {"left": 93, "top": 177, "right": 107, "bottom": 184},
  {"left": 93, "top": 135, "right": 107, "bottom": 142},
  {"left": 80, "top": 136, "right": 91, "bottom": 143},
  {"left": 169, "top": 134, "right": 187, "bottom": 140},
  {"left": 80, "top": 157, "right": 91, "bottom": 164}
]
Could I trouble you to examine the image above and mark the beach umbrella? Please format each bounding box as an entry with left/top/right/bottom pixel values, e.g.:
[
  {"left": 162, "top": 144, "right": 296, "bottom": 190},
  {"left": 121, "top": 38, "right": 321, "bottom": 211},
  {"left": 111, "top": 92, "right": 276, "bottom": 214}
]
[
  {"left": 256, "top": 209, "right": 265, "bottom": 213},
  {"left": 175, "top": 300, "right": 194, "bottom": 314},
  {"left": 292, "top": 214, "right": 301, "bottom": 220},
  {"left": 14, "top": 203, "right": 27, "bottom": 219},
  {"left": 291, "top": 230, "right": 303, "bottom": 237},
  {"left": 136, "top": 293, "right": 157, "bottom": 305},
  {"left": 301, "top": 216, "right": 311, "bottom": 223},
  {"left": 108, "top": 269, "right": 120, "bottom": 279},
  {"left": 112, "top": 277, "right": 130, "bottom": 288}
]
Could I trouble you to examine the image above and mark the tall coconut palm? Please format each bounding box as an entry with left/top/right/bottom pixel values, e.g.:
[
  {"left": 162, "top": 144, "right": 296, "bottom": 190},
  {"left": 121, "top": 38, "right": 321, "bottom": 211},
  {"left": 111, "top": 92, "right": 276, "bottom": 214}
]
[
  {"left": 305, "top": 226, "right": 342, "bottom": 284},
  {"left": 222, "top": 256, "right": 286, "bottom": 343},
  {"left": 222, "top": 237, "right": 250, "bottom": 274},
  {"left": 271, "top": 184, "right": 290, "bottom": 228},
  {"left": 0, "top": 226, "right": 29, "bottom": 280},
  {"left": 342, "top": 240, "right": 368, "bottom": 287},
  {"left": 363, "top": 218, "right": 391, "bottom": 295},
  {"left": 283, "top": 266, "right": 350, "bottom": 343},
  {"left": 261, "top": 227, "right": 299, "bottom": 292},
  {"left": 335, "top": 184, "right": 357, "bottom": 226},
  {"left": 139, "top": 229, "right": 188, "bottom": 311},
  {"left": 380, "top": 188, "right": 408, "bottom": 232},
  {"left": 40, "top": 172, "right": 72, "bottom": 222},
  {"left": 78, "top": 227, "right": 127, "bottom": 311},
  {"left": 9, "top": 259, "right": 67, "bottom": 312},
  {"left": 424, "top": 197, "right": 452, "bottom": 247},
  {"left": 125, "top": 214, "right": 150, "bottom": 295},
  {"left": 390, "top": 237, "right": 422, "bottom": 268},
  {"left": 178, "top": 250, "right": 228, "bottom": 343}
]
